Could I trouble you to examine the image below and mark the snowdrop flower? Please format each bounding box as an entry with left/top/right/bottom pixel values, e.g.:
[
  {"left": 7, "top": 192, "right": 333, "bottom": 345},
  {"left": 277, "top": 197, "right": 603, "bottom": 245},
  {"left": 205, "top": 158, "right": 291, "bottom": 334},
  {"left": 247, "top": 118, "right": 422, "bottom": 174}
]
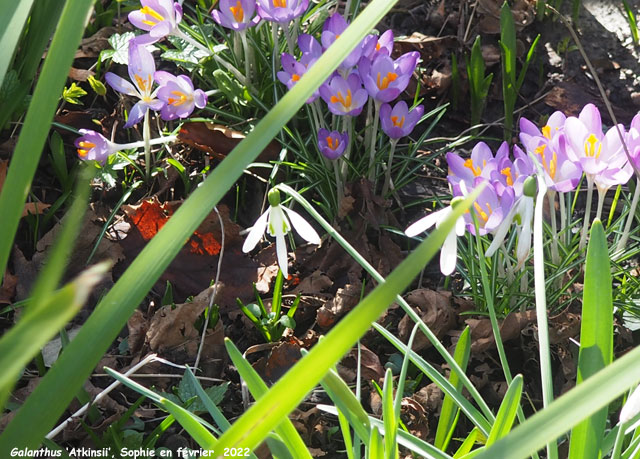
[
  {"left": 405, "top": 200, "right": 465, "bottom": 276},
  {"left": 621, "top": 384, "right": 640, "bottom": 424},
  {"left": 242, "top": 189, "right": 321, "bottom": 278}
]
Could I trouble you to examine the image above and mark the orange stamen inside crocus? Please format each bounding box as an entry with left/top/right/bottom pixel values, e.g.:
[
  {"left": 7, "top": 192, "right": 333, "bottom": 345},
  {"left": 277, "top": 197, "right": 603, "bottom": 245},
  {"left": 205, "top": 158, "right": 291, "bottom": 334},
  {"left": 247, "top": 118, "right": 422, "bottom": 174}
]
[
  {"left": 168, "top": 90, "right": 188, "bottom": 106},
  {"left": 230, "top": 1, "right": 244, "bottom": 22},
  {"left": 326, "top": 136, "right": 339, "bottom": 150},
  {"left": 292, "top": 74, "right": 300, "bottom": 82},
  {"left": 77, "top": 141, "right": 95, "bottom": 157},
  {"left": 473, "top": 202, "right": 491, "bottom": 223},
  {"left": 535, "top": 143, "right": 558, "bottom": 180},
  {"left": 391, "top": 115, "right": 405, "bottom": 128},
  {"left": 376, "top": 71, "right": 398, "bottom": 90},
  {"left": 501, "top": 167, "right": 514, "bottom": 186},
  {"left": 330, "top": 90, "right": 353, "bottom": 110},
  {"left": 140, "top": 5, "right": 165, "bottom": 26},
  {"left": 542, "top": 125, "right": 551, "bottom": 139},
  {"left": 134, "top": 74, "right": 152, "bottom": 94},
  {"left": 273, "top": 0, "right": 287, "bottom": 7},
  {"left": 463, "top": 158, "right": 482, "bottom": 176}
]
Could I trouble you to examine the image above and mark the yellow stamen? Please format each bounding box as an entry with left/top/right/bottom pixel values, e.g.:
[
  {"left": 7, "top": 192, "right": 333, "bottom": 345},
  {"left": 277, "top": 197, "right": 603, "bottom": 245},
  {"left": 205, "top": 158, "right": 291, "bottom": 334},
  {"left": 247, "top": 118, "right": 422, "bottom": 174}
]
[
  {"left": 292, "top": 74, "right": 300, "bottom": 82},
  {"left": 78, "top": 141, "right": 95, "bottom": 149},
  {"left": 230, "top": 1, "right": 244, "bottom": 22},
  {"left": 549, "top": 151, "right": 557, "bottom": 179},
  {"left": 501, "top": 167, "right": 514, "bottom": 186},
  {"left": 376, "top": 42, "right": 381, "bottom": 51},
  {"left": 326, "top": 136, "right": 339, "bottom": 150},
  {"left": 391, "top": 115, "right": 405, "bottom": 128},
  {"left": 542, "top": 125, "right": 551, "bottom": 139},
  {"left": 168, "top": 90, "right": 188, "bottom": 106},
  {"left": 134, "top": 74, "right": 152, "bottom": 94},
  {"left": 376, "top": 71, "right": 398, "bottom": 90},
  {"left": 273, "top": 0, "right": 287, "bottom": 7},
  {"left": 473, "top": 202, "right": 490, "bottom": 223},
  {"left": 463, "top": 158, "right": 482, "bottom": 177},
  {"left": 584, "top": 133, "right": 602, "bottom": 158},
  {"left": 140, "top": 5, "right": 165, "bottom": 25}
]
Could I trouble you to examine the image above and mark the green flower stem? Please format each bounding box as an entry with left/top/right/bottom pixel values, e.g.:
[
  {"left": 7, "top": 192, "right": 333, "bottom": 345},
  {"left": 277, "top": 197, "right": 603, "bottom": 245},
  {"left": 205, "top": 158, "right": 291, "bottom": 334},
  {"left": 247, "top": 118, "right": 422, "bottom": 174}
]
[
  {"left": 548, "top": 190, "right": 560, "bottom": 266},
  {"left": 334, "top": 160, "right": 344, "bottom": 211},
  {"left": 382, "top": 139, "right": 398, "bottom": 196},
  {"left": 595, "top": 188, "right": 606, "bottom": 222},
  {"left": 277, "top": 184, "right": 495, "bottom": 423},
  {"left": 340, "top": 115, "right": 352, "bottom": 183},
  {"left": 367, "top": 99, "right": 382, "bottom": 181},
  {"left": 344, "top": 0, "right": 353, "bottom": 18},
  {"left": 579, "top": 175, "right": 594, "bottom": 251},
  {"left": 239, "top": 30, "right": 252, "bottom": 81},
  {"left": 610, "top": 420, "right": 627, "bottom": 459},
  {"left": 533, "top": 174, "right": 558, "bottom": 459},
  {"left": 143, "top": 110, "right": 151, "bottom": 181},
  {"left": 283, "top": 23, "right": 295, "bottom": 55},
  {"left": 559, "top": 191, "right": 568, "bottom": 246},
  {"left": 616, "top": 177, "right": 640, "bottom": 254}
]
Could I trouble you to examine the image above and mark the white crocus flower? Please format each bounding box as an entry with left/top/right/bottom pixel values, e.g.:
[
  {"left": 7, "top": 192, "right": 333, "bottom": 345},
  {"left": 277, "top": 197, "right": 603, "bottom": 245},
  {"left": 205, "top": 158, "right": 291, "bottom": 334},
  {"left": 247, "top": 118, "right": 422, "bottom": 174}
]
[
  {"left": 242, "top": 189, "right": 321, "bottom": 278},
  {"left": 405, "top": 203, "right": 465, "bottom": 276}
]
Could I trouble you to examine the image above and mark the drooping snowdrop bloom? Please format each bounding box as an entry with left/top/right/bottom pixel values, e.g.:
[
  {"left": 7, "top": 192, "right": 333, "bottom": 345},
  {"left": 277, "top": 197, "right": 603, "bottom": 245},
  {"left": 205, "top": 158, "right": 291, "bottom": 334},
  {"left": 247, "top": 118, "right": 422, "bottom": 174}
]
[
  {"left": 75, "top": 130, "right": 118, "bottom": 163},
  {"left": 256, "top": 0, "right": 309, "bottom": 23},
  {"left": 379, "top": 101, "right": 424, "bottom": 139},
  {"left": 620, "top": 384, "right": 640, "bottom": 424},
  {"left": 211, "top": 0, "right": 261, "bottom": 31},
  {"left": 154, "top": 71, "right": 207, "bottom": 120},
  {"left": 242, "top": 189, "right": 321, "bottom": 278},
  {"left": 320, "top": 73, "right": 368, "bottom": 116},
  {"left": 405, "top": 200, "right": 466, "bottom": 276},
  {"left": 317, "top": 129, "right": 348, "bottom": 160},
  {"left": 105, "top": 43, "right": 164, "bottom": 128},
  {"left": 359, "top": 52, "right": 419, "bottom": 102},
  {"left": 128, "top": 0, "right": 183, "bottom": 43}
]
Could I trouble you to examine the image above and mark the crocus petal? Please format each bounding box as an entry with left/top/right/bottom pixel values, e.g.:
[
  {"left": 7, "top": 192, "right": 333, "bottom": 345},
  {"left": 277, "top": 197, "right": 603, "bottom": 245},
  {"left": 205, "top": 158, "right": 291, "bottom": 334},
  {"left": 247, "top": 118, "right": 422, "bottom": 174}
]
[
  {"left": 242, "top": 209, "right": 270, "bottom": 252},
  {"left": 283, "top": 207, "right": 321, "bottom": 245},
  {"left": 105, "top": 72, "right": 139, "bottom": 97},
  {"left": 124, "top": 101, "right": 148, "bottom": 128}
]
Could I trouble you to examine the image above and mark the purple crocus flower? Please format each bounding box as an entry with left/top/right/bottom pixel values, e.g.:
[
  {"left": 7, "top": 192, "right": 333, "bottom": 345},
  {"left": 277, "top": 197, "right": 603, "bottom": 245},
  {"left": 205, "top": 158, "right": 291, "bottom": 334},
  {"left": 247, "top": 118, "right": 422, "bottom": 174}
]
[
  {"left": 105, "top": 43, "right": 164, "bottom": 128},
  {"left": 359, "top": 52, "right": 419, "bottom": 102},
  {"left": 277, "top": 53, "right": 307, "bottom": 89},
  {"left": 317, "top": 129, "right": 348, "bottom": 160},
  {"left": 256, "top": 0, "right": 309, "bottom": 23},
  {"left": 520, "top": 111, "right": 566, "bottom": 145},
  {"left": 211, "top": 0, "right": 260, "bottom": 31},
  {"left": 319, "top": 73, "right": 368, "bottom": 116},
  {"left": 298, "top": 33, "right": 323, "bottom": 66},
  {"left": 446, "top": 141, "right": 507, "bottom": 196},
  {"left": 489, "top": 145, "right": 534, "bottom": 198},
  {"left": 564, "top": 103, "right": 625, "bottom": 177},
  {"left": 75, "top": 130, "right": 118, "bottom": 163},
  {"left": 154, "top": 71, "right": 207, "bottom": 120},
  {"left": 362, "top": 29, "right": 394, "bottom": 61},
  {"left": 458, "top": 177, "right": 514, "bottom": 236},
  {"left": 321, "top": 14, "right": 374, "bottom": 70},
  {"left": 379, "top": 101, "right": 423, "bottom": 139},
  {"left": 128, "top": 0, "right": 182, "bottom": 43}
]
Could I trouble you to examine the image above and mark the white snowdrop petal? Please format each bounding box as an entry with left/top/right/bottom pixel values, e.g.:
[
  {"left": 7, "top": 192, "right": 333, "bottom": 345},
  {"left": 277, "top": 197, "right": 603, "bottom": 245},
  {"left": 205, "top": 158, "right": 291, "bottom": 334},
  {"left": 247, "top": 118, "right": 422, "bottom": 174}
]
[
  {"left": 621, "top": 384, "right": 640, "bottom": 424},
  {"left": 283, "top": 207, "right": 321, "bottom": 245},
  {"left": 440, "top": 230, "right": 458, "bottom": 276},
  {"left": 242, "top": 209, "right": 270, "bottom": 253},
  {"left": 275, "top": 232, "right": 289, "bottom": 279},
  {"left": 455, "top": 216, "right": 466, "bottom": 236},
  {"left": 405, "top": 208, "right": 447, "bottom": 237}
]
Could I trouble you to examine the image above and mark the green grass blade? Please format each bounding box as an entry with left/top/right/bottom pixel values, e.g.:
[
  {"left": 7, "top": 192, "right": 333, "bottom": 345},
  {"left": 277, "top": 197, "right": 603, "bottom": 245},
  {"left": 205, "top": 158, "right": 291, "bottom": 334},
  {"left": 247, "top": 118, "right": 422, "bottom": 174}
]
[
  {"left": 210, "top": 188, "right": 481, "bottom": 452},
  {"left": 454, "top": 428, "right": 480, "bottom": 458},
  {"left": 0, "top": 0, "right": 93, "bottom": 280},
  {"left": 0, "top": 0, "right": 35, "bottom": 88},
  {"left": 473, "top": 343, "right": 640, "bottom": 458},
  {"left": 373, "top": 323, "right": 491, "bottom": 437},
  {"left": 224, "top": 338, "right": 312, "bottom": 458},
  {"left": 369, "top": 427, "right": 385, "bottom": 459},
  {"left": 0, "top": 263, "right": 107, "bottom": 408},
  {"left": 569, "top": 219, "right": 613, "bottom": 459},
  {"left": 486, "top": 374, "right": 523, "bottom": 445},
  {"left": 0, "top": 0, "right": 401, "bottom": 452},
  {"left": 104, "top": 368, "right": 218, "bottom": 446},
  {"left": 435, "top": 326, "right": 471, "bottom": 450},
  {"left": 184, "top": 367, "right": 232, "bottom": 432},
  {"left": 382, "top": 368, "right": 397, "bottom": 458}
]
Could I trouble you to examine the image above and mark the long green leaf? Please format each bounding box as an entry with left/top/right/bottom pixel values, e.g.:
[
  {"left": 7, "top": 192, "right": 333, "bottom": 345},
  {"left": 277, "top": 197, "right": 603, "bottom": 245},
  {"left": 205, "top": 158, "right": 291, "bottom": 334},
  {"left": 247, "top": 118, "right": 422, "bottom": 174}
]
[
  {"left": 382, "top": 368, "right": 397, "bottom": 458},
  {"left": 435, "top": 326, "right": 471, "bottom": 450},
  {"left": 486, "top": 374, "right": 523, "bottom": 445},
  {"left": 0, "top": 263, "right": 107, "bottom": 408},
  {"left": 210, "top": 188, "right": 480, "bottom": 452},
  {"left": 0, "top": 0, "right": 400, "bottom": 452},
  {"left": 474, "top": 343, "right": 640, "bottom": 458},
  {"left": 569, "top": 219, "right": 613, "bottom": 459},
  {"left": 0, "top": 0, "right": 91, "bottom": 280},
  {"left": 224, "top": 338, "right": 311, "bottom": 458},
  {"left": 0, "top": 0, "right": 35, "bottom": 88},
  {"left": 369, "top": 427, "right": 384, "bottom": 459}
]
